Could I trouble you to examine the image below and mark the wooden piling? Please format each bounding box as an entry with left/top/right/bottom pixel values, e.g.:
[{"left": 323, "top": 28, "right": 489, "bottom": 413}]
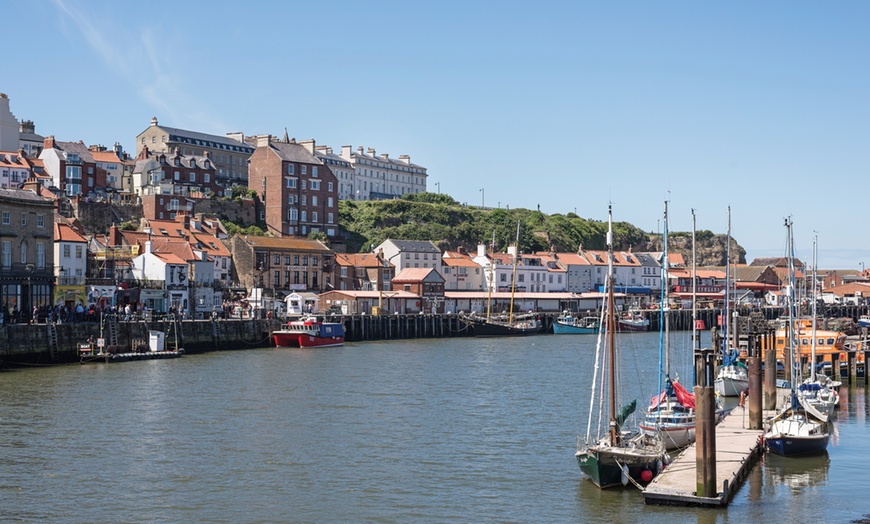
[
  {"left": 764, "top": 332, "right": 776, "bottom": 410},
  {"left": 748, "top": 356, "right": 762, "bottom": 429}
]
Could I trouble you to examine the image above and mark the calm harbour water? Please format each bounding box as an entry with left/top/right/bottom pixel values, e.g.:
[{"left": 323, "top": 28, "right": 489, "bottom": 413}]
[{"left": 1, "top": 332, "right": 869, "bottom": 523}]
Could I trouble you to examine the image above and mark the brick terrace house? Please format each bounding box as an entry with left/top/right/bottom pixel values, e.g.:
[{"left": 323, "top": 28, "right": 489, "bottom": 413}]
[
  {"left": 227, "top": 235, "right": 334, "bottom": 295},
  {"left": 136, "top": 117, "right": 254, "bottom": 191},
  {"left": 391, "top": 267, "right": 446, "bottom": 313},
  {"left": 39, "top": 137, "right": 104, "bottom": 198},
  {"left": 333, "top": 252, "right": 394, "bottom": 291},
  {"left": 0, "top": 188, "right": 55, "bottom": 319},
  {"left": 248, "top": 135, "right": 340, "bottom": 239}
]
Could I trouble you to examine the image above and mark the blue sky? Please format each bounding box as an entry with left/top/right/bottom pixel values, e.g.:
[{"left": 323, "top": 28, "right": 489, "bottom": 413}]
[{"left": 5, "top": 1, "right": 869, "bottom": 268}]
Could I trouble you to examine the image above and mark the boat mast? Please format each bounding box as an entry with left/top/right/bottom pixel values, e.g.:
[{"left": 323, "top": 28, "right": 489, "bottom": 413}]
[
  {"left": 724, "top": 206, "right": 731, "bottom": 353},
  {"left": 486, "top": 230, "right": 495, "bottom": 322},
  {"left": 786, "top": 217, "right": 797, "bottom": 387},
  {"left": 508, "top": 220, "right": 520, "bottom": 325},
  {"left": 692, "top": 209, "right": 698, "bottom": 350},
  {"left": 659, "top": 200, "right": 669, "bottom": 400},
  {"left": 607, "top": 205, "right": 619, "bottom": 446},
  {"left": 811, "top": 232, "right": 818, "bottom": 382}
]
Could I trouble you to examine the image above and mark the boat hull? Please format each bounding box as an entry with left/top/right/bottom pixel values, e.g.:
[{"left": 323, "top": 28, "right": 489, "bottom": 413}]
[
  {"left": 715, "top": 376, "right": 749, "bottom": 397},
  {"left": 576, "top": 445, "right": 664, "bottom": 489},
  {"left": 617, "top": 320, "right": 649, "bottom": 332},
  {"left": 461, "top": 317, "right": 541, "bottom": 337},
  {"left": 639, "top": 422, "right": 695, "bottom": 450},
  {"left": 553, "top": 322, "right": 597, "bottom": 335},
  {"left": 766, "top": 432, "right": 830, "bottom": 457}
]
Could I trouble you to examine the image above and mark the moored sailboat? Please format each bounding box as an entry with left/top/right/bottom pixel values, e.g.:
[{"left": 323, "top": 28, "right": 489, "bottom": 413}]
[
  {"left": 576, "top": 205, "right": 667, "bottom": 488},
  {"left": 764, "top": 217, "right": 832, "bottom": 457},
  {"left": 640, "top": 202, "right": 697, "bottom": 450},
  {"left": 715, "top": 206, "right": 749, "bottom": 397},
  {"left": 460, "top": 222, "right": 541, "bottom": 336}
]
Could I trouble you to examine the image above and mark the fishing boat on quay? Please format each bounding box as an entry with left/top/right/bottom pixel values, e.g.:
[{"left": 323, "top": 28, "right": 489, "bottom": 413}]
[
  {"left": 552, "top": 312, "right": 600, "bottom": 334},
  {"left": 272, "top": 316, "right": 345, "bottom": 348},
  {"left": 576, "top": 205, "right": 667, "bottom": 488},
  {"left": 617, "top": 308, "right": 650, "bottom": 332}
]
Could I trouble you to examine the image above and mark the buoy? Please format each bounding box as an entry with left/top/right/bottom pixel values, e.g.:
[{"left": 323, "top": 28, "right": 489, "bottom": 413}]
[
  {"left": 641, "top": 469, "right": 654, "bottom": 482},
  {"left": 620, "top": 465, "right": 629, "bottom": 486}
]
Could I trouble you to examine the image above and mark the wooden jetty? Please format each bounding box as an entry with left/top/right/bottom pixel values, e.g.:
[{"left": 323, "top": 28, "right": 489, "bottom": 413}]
[{"left": 642, "top": 407, "right": 775, "bottom": 507}]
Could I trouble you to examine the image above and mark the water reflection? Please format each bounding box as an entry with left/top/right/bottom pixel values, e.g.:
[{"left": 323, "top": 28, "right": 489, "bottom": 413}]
[{"left": 764, "top": 452, "right": 830, "bottom": 493}]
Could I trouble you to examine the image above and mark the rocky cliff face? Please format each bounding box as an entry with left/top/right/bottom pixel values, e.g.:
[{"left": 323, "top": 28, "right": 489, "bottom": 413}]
[{"left": 642, "top": 231, "right": 746, "bottom": 266}]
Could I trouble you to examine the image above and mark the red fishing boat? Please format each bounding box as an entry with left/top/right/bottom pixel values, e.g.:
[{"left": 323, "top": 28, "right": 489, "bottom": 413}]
[{"left": 272, "top": 316, "right": 345, "bottom": 348}]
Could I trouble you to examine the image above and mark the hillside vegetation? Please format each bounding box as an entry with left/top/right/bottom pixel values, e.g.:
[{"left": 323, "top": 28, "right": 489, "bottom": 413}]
[{"left": 339, "top": 193, "right": 746, "bottom": 266}]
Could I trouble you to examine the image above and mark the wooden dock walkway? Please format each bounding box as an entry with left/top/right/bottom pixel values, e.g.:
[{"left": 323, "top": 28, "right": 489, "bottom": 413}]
[{"left": 642, "top": 407, "right": 774, "bottom": 507}]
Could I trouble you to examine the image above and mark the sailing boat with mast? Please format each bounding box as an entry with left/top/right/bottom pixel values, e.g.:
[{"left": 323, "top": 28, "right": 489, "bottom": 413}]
[
  {"left": 797, "top": 233, "right": 840, "bottom": 417},
  {"left": 640, "top": 202, "right": 697, "bottom": 450},
  {"left": 576, "top": 205, "right": 667, "bottom": 488},
  {"left": 764, "top": 217, "right": 832, "bottom": 457},
  {"left": 459, "top": 222, "right": 541, "bottom": 336},
  {"left": 715, "top": 206, "right": 749, "bottom": 397}
]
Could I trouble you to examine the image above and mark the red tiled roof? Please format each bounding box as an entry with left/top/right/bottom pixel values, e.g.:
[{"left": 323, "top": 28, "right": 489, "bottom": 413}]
[{"left": 54, "top": 222, "right": 87, "bottom": 243}]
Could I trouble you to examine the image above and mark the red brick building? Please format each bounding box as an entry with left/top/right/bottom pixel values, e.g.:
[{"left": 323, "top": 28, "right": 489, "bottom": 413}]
[{"left": 247, "top": 135, "right": 339, "bottom": 239}]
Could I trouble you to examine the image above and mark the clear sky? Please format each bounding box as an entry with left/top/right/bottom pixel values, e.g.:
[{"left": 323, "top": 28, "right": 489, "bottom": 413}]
[{"left": 4, "top": 1, "right": 868, "bottom": 269}]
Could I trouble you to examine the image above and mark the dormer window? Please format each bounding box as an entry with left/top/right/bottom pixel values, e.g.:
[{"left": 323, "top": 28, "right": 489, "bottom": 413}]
[
  {"left": 204, "top": 160, "right": 210, "bottom": 169},
  {"left": 174, "top": 158, "right": 181, "bottom": 167},
  {"left": 189, "top": 159, "right": 196, "bottom": 168}
]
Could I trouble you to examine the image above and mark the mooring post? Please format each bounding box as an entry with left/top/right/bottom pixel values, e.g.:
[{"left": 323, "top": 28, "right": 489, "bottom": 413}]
[
  {"left": 764, "top": 330, "right": 776, "bottom": 410},
  {"left": 695, "top": 348, "right": 717, "bottom": 498},
  {"left": 748, "top": 335, "right": 762, "bottom": 429}
]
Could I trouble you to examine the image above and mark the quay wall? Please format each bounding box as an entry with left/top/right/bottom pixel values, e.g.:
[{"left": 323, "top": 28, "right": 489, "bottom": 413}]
[{"left": 2, "top": 305, "right": 868, "bottom": 367}]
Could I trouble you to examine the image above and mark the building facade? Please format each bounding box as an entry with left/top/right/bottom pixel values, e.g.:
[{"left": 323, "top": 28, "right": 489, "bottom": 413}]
[
  {"left": 340, "top": 145, "right": 427, "bottom": 200},
  {"left": 0, "top": 188, "right": 55, "bottom": 322},
  {"left": 136, "top": 117, "right": 254, "bottom": 191},
  {"left": 248, "top": 135, "right": 340, "bottom": 239}
]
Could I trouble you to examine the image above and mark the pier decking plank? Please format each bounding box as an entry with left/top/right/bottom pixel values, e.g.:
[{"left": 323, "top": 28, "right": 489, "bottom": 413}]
[{"left": 642, "top": 407, "right": 773, "bottom": 507}]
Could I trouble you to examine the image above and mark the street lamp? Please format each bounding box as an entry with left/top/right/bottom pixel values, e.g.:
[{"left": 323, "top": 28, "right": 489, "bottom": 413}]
[
  {"left": 480, "top": 188, "right": 484, "bottom": 209},
  {"left": 861, "top": 262, "right": 865, "bottom": 278},
  {"left": 435, "top": 182, "right": 440, "bottom": 194}
]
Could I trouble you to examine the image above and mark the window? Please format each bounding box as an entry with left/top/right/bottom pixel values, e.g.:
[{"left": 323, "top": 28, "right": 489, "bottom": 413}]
[
  {"left": 204, "top": 173, "right": 210, "bottom": 183},
  {"left": 284, "top": 255, "right": 291, "bottom": 265},
  {"left": 274, "top": 272, "right": 280, "bottom": 287},
  {"left": 20, "top": 242, "right": 27, "bottom": 264},
  {"left": 152, "top": 136, "right": 156, "bottom": 143},
  {"left": 294, "top": 255, "right": 300, "bottom": 265},
  {"left": 1, "top": 211, "right": 8, "bottom": 225},
  {"left": 328, "top": 182, "right": 333, "bottom": 192},
  {"left": 63, "top": 245, "right": 71, "bottom": 258},
  {"left": 328, "top": 213, "right": 334, "bottom": 223},
  {"left": 301, "top": 165, "right": 307, "bottom": 175},
  {"left": 312, "top": 196, "right": 318, "bottom": 206},
  {"left": 312, "top": 166, "right": 318, "bottom": 177},
  {"left": 37, "top": 242, "right": 45, "bottom": 268},
  {"left": 190, "top": 172, "right": 196, "bottom": 182},
  {"left": 20, "top": 214, "right": 26, "bottom": 226},
  {"left": 311, "top": 180, "right": 320, "bottom": 190},
  {"left": 301, "top": 195, "right": 306, "bottom": 206},
  {"left": 1, "top": 241, "right": 10, "bottom": 268},
  {"left": 301, "top": 211, "right": 307, "bottom": 222},
  {"left": 312, "top": 212, "right": 318, "bottom": 222},
  {"left": 290, "top": 208, "right": 298, "bottom": 221},
  {"left": 327, "top": 197, "right": 333, "bottom": 207},
  {"left": 301, "top": 180, "right": 307, "bottom": 189},
  {"left": 287, "top": 164, "right": 295, "bottom": 175},
  {"left": 500, "top": 273, "right": 507, "bottom": 282},
  {"left": 75, "top": 246, "right": 83, "bottom": 258},
  {"left": 286, "top": 178, "right": 296, "bottom": 188},
  {"left": 341, "top": 267, "right": 347, "bottom": 277}
]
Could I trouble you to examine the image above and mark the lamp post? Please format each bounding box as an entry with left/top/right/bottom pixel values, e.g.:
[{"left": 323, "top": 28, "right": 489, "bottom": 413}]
[
  {"left": 861, "top": 262, "right": 865, "bottom": 277},
  {"left": 435, "top": 182, "right": 440, "bottom": 194},
  {"left": 25, "top": 263, "right": 34, "bottom": 322},
  {"left": 480, "top": 188, "right": 484, "bottom": 209}
]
